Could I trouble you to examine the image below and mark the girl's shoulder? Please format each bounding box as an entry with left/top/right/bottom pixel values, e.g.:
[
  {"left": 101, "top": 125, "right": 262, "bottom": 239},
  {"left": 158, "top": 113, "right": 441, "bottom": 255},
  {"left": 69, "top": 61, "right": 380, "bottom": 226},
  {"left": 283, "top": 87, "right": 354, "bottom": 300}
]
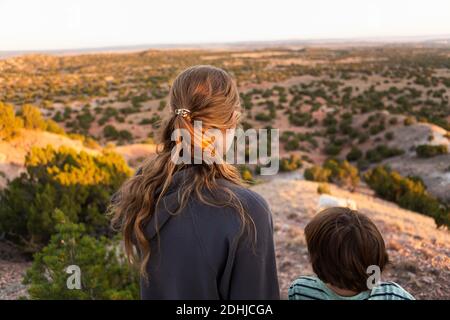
[
  {"left": 235, "top": 186, "right": 270, "bottom": 211},
  {"left": 218, "top": 180, "right": 271, "bottom": 218}
]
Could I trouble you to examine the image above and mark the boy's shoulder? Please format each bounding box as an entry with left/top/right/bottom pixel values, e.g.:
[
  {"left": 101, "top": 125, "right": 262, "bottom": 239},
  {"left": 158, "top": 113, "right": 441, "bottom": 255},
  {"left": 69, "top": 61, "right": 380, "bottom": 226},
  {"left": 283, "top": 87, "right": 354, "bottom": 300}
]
[
  {"left": 288, "top": 276, "right": 329, "bottom": 300},
  {"left": 368, "top": 281, "right": 415, "bottom": 300},
  {"left": 288, "top": 278, "right": 415, "bottom": 301},
  {"left": 290, "top": 275, "right": 319, "bottom": 285}
]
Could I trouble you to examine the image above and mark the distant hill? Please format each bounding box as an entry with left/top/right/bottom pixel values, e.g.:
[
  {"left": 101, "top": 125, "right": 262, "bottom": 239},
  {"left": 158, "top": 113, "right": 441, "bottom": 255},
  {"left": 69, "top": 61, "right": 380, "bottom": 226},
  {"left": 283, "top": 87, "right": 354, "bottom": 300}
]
[{"left": 2, "top": 34, "right": 450, "bottom": 59}]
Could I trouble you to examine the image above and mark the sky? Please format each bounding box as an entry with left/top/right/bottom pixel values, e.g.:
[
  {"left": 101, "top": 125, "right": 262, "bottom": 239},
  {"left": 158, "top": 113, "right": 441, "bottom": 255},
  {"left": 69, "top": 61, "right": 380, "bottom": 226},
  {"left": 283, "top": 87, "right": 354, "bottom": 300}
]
[{"left": 1, "top": 0, "right": 450, "bottom": 51}]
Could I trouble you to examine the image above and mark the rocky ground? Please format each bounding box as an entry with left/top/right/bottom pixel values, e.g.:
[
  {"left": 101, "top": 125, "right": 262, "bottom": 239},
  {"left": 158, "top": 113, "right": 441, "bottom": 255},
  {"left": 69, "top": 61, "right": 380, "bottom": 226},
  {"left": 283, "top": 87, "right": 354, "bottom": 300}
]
[
  {"left": 0, "top": 242, "right": 30, "bottom": 300},
  {"left": 0, "top": 177, "right": 449, "bottom": 299}
]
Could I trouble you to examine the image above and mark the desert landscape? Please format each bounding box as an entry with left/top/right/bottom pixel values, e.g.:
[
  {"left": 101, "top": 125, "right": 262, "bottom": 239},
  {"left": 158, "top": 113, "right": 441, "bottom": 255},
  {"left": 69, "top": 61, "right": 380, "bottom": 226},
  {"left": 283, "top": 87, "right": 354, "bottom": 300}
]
[{"left": 0, "top": 45, "right": 449, "bottom": 299}]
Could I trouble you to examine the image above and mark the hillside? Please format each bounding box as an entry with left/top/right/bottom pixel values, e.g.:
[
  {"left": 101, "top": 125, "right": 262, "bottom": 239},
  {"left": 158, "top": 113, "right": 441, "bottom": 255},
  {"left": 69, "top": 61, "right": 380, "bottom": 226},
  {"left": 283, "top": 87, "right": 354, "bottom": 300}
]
[
  {"left": 1, "top": 176, "right": 448, "bottom": 299},
  {"left": 1, "top": 47, "right": 448, "bottom": 202},
  {"left": 253, "top": 178, "right": 450, "bottom": 300},
  {"left": 0, "top": 129, "right": 99, "bottom": 188},
  {"left": 0, "top": 129, "right": 156, "bottom": 187},
  {"left": 381, "top": 123, "right": 450, "bottom": 202}
]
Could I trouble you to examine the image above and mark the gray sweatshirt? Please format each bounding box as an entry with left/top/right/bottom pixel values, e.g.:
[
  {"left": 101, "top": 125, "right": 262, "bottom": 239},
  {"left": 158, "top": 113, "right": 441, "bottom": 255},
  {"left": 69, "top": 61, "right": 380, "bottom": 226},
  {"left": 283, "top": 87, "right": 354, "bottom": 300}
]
[{"left": 139, "top": 168, "right": 280, "bottom": 300}]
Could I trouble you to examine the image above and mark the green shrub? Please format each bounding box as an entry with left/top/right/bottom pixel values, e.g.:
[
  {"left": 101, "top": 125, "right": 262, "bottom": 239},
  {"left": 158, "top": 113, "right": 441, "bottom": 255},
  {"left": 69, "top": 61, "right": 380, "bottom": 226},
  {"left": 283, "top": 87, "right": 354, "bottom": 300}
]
[
  {"left": 415, "top": 144, "right": 448, "bottom": 158},
  {"left": 7, "top": 104, "right": 65, "bottom": 135},
  {"left": 83, "top": 137, "right": 101, "bottom": 149},
  {"left": 63, "top": 106, "right": 72, "bottom": 120},
  {"left": 24, "top": 209, "right": 139, "bottom": 300},
  {"left": 239, "top": 165, "right": 254, "bottom": 183},
  {"left": 45, "top": 119, "right": 65, "bottom": 134},
  {"left": 369, "top": 123, "right": 385, "bottom": 135},
  {"left": 119, "top": 130, "right": 133, "bottom": 142},
  {"left": 326, "top": 126, "right": 337, "bottom": 135},
  {"left": 262, "top": 89, "right": 273, "bottom": 98},
  {"left": 279, "top": 155, "right": 302, "bottom": 172},
  {"left": 0, "top": 145, "right": 132, "bottom": 250},
  {"left": 364, "top": 166, "right": 449, "bottom": 228},
  {"left": 280, "top": 131, "right": 295, "bottom": 143},
  {"left": 324, "top": 143, "right": 342, "bottom": 156},
  {"left": 323, "top": 159, "right": 360, "bottom": 191},
  {"left": 404, "top": 116, "right": 415, "bottom": 126},
  {"left": 357, "top": 159, "right": 370, "bottom": 171},
  {"left": 323, "top": 114, "right": 337, "bottom": 127},
  {"left": 366, "top": 145, "right": 404, "bottom": 163},
  {"left": 255, "top": 112, "right": 272, "bottom": 122},
  {"left": 389, "top": 117, "right": 398, "bottom": 125},
  {"left": 21, "top": 104, "right": 47, "bottom": 130},
  {"left": 304, "top": 166, "right": 331, "bottom": 182},
  {"left": 103, "top": 125, "right": 119, "bottom": 140},
  {"left": 139, "top": 118, "right": 152, "bottom": 125},
  {"left": 76, "top": 111, "right": 95, "bottom": 131},
  {"left": 346, "top": 146, "right": 363, "bottom": 162},
  {"left": 150, "top": 114, "right": 161, "bottom": 129},
  {"left": 158, "top": 100, "right": 166, "bottom": 111},
  {"left": 384, "top": 132, "right": 394, "bottom": 141},
  {"left": 289, "top": 112, "right": 311, "bottom": 126},
  {"left": 302, "top": 158, "right": 360, "bottom": 191},
  {"left": 358, "top": 133, "right": 369, "bottom": 144},
  {"left": 284, "top": 138, "right": 300, "bottom": 151},
  {"left": 0, "top": 102, "right": 23, "bottom": 140},
  {"left": 317, "top": 183, "right": 331, "bottom": 195}
]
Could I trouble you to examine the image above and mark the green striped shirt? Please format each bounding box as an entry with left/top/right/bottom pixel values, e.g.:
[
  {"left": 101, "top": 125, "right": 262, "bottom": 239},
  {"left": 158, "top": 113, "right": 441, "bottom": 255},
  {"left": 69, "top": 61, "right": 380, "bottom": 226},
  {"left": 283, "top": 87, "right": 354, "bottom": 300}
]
[{"left": 288, "top": 276, "right": 415, "bottom": 300}]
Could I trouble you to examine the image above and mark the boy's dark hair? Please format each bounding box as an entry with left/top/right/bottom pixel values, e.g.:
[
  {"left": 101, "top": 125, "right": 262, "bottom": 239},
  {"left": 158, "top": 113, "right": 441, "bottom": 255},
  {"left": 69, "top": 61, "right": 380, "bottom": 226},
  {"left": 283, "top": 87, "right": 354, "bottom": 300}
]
[{"left": 305, "top": 207, "right": 389, "bottom": 292}]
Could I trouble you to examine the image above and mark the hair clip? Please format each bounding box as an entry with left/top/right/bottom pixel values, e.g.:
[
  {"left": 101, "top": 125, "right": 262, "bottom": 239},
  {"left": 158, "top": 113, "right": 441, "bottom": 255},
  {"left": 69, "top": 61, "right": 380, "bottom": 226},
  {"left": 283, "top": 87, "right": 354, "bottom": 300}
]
[{"left": 174, "top": 108, "right": 191, "bottom": 118}]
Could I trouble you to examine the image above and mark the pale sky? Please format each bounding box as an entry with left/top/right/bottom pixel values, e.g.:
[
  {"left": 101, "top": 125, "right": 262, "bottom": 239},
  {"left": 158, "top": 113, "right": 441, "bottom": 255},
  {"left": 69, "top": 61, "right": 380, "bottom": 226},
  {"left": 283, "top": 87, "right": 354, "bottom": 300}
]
[{"left": 1, "top": 0, "right": 450, "bottom": 51}]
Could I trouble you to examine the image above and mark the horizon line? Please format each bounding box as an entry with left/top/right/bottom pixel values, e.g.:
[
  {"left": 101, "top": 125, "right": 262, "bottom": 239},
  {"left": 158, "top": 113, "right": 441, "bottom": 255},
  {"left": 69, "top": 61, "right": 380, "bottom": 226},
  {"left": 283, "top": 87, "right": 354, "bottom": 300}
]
[{"left": 1, "top": 33, "right": 450, "bottom": 56}]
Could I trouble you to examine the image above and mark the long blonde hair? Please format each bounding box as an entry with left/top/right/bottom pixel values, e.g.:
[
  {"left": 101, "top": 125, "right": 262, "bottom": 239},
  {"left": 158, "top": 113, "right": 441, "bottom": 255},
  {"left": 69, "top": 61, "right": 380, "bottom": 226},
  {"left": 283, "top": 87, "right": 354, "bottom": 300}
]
[{"left": 109, "top": 65, "right": 255, "bottom": 277}]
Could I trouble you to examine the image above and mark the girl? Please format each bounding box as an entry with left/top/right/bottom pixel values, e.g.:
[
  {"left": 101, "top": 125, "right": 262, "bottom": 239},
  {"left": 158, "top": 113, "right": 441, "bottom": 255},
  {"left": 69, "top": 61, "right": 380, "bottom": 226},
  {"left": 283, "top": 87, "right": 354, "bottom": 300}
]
[{"left": 110, "top": 65, "right": 279, "bottom": 300}]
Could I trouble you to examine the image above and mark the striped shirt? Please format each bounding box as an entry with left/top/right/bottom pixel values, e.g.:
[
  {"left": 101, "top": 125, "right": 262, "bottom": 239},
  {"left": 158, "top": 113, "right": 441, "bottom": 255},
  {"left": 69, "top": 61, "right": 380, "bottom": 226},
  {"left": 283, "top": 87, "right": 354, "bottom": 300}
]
[{"left": 288, "top": 276, "right": 415, "bottom": 300}]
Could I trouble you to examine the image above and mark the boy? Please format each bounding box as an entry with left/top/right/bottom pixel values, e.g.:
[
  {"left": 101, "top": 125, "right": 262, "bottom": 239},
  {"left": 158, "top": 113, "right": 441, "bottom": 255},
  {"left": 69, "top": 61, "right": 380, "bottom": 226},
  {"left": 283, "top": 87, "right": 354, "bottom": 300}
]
[{"left": 288, "top": 207, "right": 414, "bottom": 300}]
